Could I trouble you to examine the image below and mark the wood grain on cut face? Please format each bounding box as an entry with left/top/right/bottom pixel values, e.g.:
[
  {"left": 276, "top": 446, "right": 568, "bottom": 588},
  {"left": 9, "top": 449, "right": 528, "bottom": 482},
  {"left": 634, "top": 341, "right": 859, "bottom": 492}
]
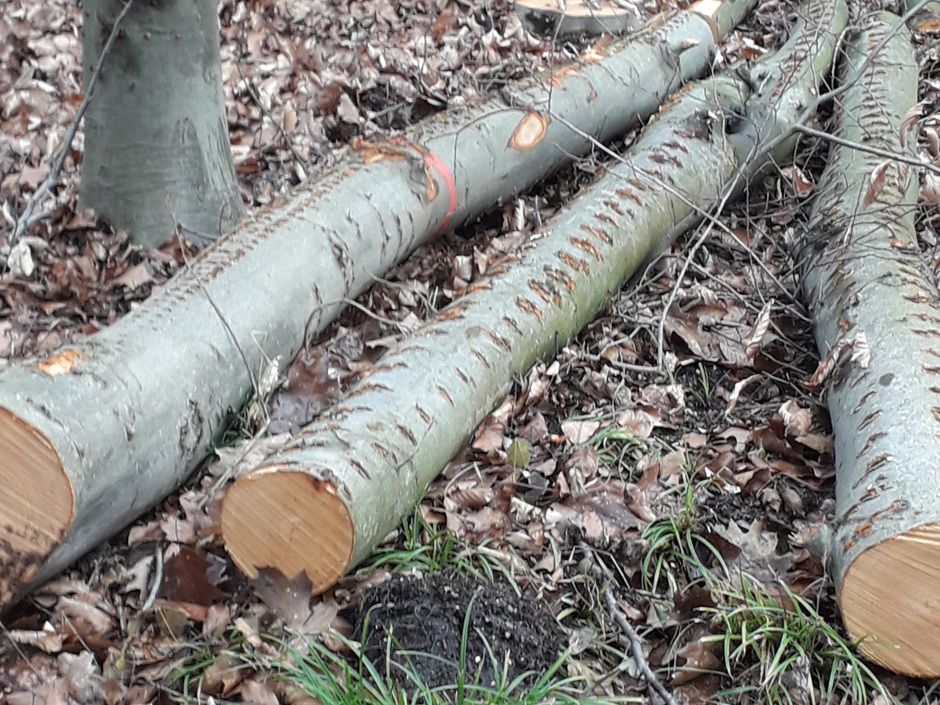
[
  {"left": 840, "top": 524, "right": 940, "bottom": 677},
  {"left": 220, "top": 467, "right": 354, "bottom": 594},
  {"left": 0, "top": 407, "right": 73, "bottom": 602}
]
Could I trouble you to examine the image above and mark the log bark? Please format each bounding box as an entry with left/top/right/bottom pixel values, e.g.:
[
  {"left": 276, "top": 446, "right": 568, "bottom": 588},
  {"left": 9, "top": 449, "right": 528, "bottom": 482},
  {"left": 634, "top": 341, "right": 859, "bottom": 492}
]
[
  {"left": 0, "top": 0, "right": 754, "bottom": 611},
  {"left": 221, "top": 0, "right": 846, "bottom": 595},
  {"left": 514, "top": 0, "right": 649, "bottom": 38},
  {"left": 81, "top": 0, "right": 245, "bottom": 248},
  {"left": 904, "top": 0, "right": 940, "bottom": 31},
  {"left": 799, "top": 12, "right": 938, "bottom": 678}
]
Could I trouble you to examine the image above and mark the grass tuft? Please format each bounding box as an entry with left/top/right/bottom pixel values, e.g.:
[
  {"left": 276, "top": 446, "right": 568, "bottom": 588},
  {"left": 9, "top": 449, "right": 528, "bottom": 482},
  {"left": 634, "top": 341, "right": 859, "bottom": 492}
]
[
  {"left": 365, "top": 511, "right": 513, "bottom": 585},
  {"left": 286, "top": 633, "right": 598, "bottom": 705},
  {"left": 702, "top": 578, "right": 895, "bottom": 705}
]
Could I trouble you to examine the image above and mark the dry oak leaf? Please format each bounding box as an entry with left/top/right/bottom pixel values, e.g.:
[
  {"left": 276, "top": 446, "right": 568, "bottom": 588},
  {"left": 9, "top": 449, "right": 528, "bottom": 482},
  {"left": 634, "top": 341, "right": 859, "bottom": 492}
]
[{"left": 561, "top": 418, "right": 600, "bottom": 444}]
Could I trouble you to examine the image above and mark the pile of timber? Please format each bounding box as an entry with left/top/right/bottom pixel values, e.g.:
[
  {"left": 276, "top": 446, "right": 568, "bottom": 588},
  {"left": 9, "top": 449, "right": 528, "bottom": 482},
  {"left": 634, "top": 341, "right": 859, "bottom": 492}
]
[{"left": 2, "top": 0, "right": 940, "bottom": 679}]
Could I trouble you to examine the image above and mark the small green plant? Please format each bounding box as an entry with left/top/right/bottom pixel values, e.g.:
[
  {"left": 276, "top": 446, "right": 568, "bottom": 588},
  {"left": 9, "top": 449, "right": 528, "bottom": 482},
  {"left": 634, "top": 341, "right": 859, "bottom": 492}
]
[
  {"left": 640, "top": 474, "right": 725, "bottom": 593},
  {"left": 365, "top": 511, "right": 511, "bottom": 584},
  {"left": 166, "top": 646, "right": 217, "bottom": 699},
  {"left": 285, "top": 630, "right": 596, "bottom": 705},
  {"left": 697, "top": 362, "right": 711, "bottom": 399},
  {"left": 584, "top": 426, "right": 644, "bottom": 469},
  {"left": 703, "top": 578, "right": 893, "bottom": 705},
  {"left": 166, "top": 641, "right": 250, "bottom": 700}
]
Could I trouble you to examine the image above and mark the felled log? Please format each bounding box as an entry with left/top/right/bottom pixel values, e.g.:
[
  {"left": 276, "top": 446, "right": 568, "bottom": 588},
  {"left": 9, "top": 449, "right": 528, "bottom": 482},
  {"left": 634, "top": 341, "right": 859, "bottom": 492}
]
[
  {"left": 514, "top": 0, "right": 649, "bottom": 38},
  {"left": 800, "top": 12, "right": 939, "bottom": 677},
  {"left": 904, "top": 0, "right": 940, "bottom": 32},
  {"left": 0, "top": 0, "right": 755, "bottom": 610},
  {"left": 221, "top": 0, "right": 846, "bottom": 595}
]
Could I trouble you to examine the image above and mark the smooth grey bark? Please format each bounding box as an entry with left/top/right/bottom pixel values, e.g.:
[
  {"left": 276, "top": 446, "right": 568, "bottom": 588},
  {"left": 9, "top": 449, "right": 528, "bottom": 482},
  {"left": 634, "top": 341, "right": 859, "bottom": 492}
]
[
  {"left": 514, "top": 0, "right": 649, "bottom": 39},
  {"left": 221, "top": 0, "right": 847, "bottom": 594},
  {"left": 0, "top": 0, "right": 756, "bottom": 611},
  {"left": 81, "top": 0, "right": 245, "bottom": 248},
  {"left": 800, "top": 12, "right": 938, "bottom": 678},
  {"left": 904, "top": 0, "right": 940, "bottom": 30}
]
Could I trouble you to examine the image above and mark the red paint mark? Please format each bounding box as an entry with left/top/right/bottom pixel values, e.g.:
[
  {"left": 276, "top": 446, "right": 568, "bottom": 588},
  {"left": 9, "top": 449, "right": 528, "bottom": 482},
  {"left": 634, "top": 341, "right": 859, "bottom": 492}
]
[
  {"left": 424, "top": 149, "right": 457, "bottom": 240},
  {"left": 385, "top": 136, "right": 456, "bottom": 240}
]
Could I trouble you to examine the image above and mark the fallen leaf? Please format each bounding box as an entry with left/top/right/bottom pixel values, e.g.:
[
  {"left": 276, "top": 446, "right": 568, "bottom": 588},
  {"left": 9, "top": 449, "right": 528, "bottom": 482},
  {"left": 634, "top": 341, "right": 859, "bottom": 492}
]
[
  {"left": 251, "top": 569, "right": 338, "bottom": 637},
  {"left": 778, "top": 400, "right": 811, "bottom": 438},
  {"left": 561, "top": 418, "right": 600, "bottom": 444},
  {"left": 863, "top": 160, "right": 890, "bottom": 207},
  {"left": 235, "top": 677, "right": 280, "bottom": 705},
  {"left": 713, "top": 520, "right": 794, "bottom": 588},
  {"left": 159, "top": 546, "right": 225, "bottom": 605},
  {"left": 113, "top": 261, "right": 154, "bottom": 290},
  {"left": 58, "top": 651, "right": 102, "bottom": 703},
  {"left": 616, "top": 408, "right": 655, "bottom": 439},
  {"left": 670, "top": 634, "right": 721, "bottom": 685},
  {"left": 507, "top": 438, "right": 532, "bottom": 467},
  {"left": 7, "top": 624, "right": 64, "bottom": 653}
]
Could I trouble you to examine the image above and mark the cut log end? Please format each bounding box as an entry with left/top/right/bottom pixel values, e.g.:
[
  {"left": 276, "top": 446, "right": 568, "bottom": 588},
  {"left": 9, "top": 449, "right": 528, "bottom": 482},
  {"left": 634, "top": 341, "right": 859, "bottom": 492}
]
[
  {"left": 839, "top": 524, "right": 940, "bottom": 677},
  {"left": 220, "top": 467, "right": 354, "bottom": 595},
  {"left": 0, "top": 407, "right": 73, "bottom": 604}
]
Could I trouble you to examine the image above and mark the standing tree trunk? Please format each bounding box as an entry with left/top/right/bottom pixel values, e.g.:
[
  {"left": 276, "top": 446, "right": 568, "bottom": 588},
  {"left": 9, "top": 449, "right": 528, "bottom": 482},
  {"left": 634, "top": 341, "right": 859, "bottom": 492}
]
[{"left": 80, "top": 0, "right": 245, "bottom": 248}]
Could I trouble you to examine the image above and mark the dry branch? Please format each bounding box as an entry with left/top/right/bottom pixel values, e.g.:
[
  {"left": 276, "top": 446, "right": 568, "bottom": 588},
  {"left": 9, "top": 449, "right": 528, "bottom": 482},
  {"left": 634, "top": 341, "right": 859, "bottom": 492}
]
[
  {"left": 0, "top": 0, "right": 755, "bottom": 610},
  {"left": 800, "top": 11, "right": 940, "bottom": 678},
  {"left": 220, "top": 0, "right": 846, "bottom": 595}
]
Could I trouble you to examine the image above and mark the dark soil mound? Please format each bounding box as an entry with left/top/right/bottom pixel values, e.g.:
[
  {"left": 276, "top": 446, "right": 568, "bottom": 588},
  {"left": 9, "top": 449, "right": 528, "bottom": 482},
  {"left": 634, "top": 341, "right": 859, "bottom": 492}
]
[{"left": 352, "top": 571, "right": 561, "bottom": 695}]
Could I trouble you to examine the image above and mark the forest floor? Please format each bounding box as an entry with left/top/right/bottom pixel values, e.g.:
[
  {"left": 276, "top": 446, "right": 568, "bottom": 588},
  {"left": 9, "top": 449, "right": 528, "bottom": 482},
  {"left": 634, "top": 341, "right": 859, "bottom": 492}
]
[{"left": 2, "top": 0, "right": 940, "bottom": 703}]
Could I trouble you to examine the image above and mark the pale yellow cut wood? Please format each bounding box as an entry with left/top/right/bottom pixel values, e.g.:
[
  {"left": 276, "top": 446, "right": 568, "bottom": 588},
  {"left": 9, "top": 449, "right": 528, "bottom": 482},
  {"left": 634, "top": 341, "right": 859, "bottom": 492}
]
[
  {"left": 840, "top": 523, "right": 940, "bottom": 677},
  {"left": 220, "top": 467, "right": 354, "bottom": 594},
  {"left": 0, "top": 408, "right": 73, "bottom": 605}
]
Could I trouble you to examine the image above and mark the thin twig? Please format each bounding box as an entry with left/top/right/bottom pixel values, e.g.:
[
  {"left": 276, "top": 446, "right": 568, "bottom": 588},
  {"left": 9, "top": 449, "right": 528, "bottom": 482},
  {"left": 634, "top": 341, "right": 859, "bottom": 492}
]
[
  {"left": 603, "top": 582, "right": 678, "bottom": 705},
  {"left": 0, "top": 621, "right": 43, "bottom": 680},
  {"left": 141, "top": 543, "right": 163, "bottom": 611},
  {"left": 580, "top": 543, "right": 677, "bottom": 703},
  {"left": 793, "top": 123, "right": 940, "bottom": 174},
  {"left": 7, "top": 0, "right": 135, "bottom": 253},
  {"left": 342, "top": 297, "right": 415, "bottom": 332}
]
